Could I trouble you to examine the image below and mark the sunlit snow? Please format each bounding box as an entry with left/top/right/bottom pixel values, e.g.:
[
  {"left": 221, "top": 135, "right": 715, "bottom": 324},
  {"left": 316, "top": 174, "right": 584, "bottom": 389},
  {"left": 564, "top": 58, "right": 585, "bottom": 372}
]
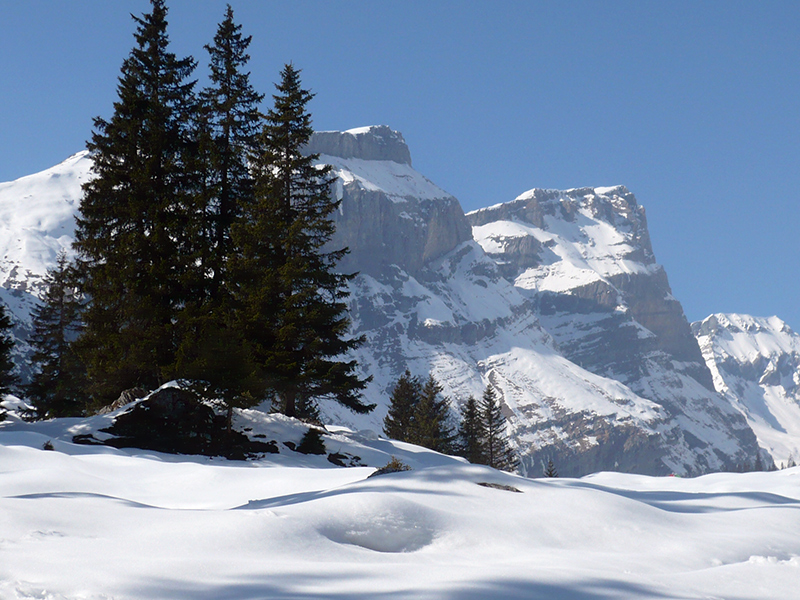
[{"left": 1, "top": 402, "right": 799, "bottom": 600}]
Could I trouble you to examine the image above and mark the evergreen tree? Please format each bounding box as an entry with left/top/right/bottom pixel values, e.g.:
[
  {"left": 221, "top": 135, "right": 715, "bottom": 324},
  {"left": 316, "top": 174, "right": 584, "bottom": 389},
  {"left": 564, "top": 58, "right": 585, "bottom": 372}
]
[
  {"left": 0, "top": 301, "right": 17, "bottom": 398},
  {"left": 544, "top": 459, "right": 558, "bottom": 478},
  {"left": 383, "top": 370, "right": 422, "bottom": 441},
  {"left": 74, "top": 0, "right": 198, "bottom": 404},
  {"left": 410, "top": 375, "right": 455, "bottom": 454},
  {"left": 198, "top": 4, "right": 263, "bottom": 300},
  {"left": 174, "top": 4, "right": 265, "bottom": 431},
  {"left": 457, "top": 395, "right": 486, "bottom": 464},
  {"left": 233, "top": 63, "right": 372, "bottom": 419},
  {"left": 480, "top": 385, "right": 518, "bottom": 472},
  {"left": 26, "top": 252, "right": 87, "bottom": 419}
]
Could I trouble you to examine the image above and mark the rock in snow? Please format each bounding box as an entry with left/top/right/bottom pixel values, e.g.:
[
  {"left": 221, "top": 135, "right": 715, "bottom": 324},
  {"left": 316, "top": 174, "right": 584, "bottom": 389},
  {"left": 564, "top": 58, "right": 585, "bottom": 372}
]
[{"left": 1, "top": 126, "right": 790, "bottom": 476}]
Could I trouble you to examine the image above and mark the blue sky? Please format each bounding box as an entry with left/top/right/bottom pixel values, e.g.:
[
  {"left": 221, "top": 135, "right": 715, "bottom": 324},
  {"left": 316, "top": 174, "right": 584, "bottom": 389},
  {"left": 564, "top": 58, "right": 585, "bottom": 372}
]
[{"left": 1, "top": 1, "right": 799, "bottom": 328}]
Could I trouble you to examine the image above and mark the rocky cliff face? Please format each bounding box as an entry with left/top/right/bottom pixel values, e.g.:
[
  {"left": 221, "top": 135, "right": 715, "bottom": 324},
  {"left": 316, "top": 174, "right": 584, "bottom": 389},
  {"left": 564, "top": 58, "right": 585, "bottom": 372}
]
[
  {"left": 307, "top": 127, "right": 472, "bottom": 277},
  {"left": 694, "top": 314, "right": 800, "bottom": 466}
]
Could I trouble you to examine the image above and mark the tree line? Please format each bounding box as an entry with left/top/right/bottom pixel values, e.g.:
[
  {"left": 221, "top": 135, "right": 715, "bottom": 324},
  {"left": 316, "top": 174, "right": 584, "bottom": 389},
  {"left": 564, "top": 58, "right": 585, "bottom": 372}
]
[{"left": 383, "top": 371, "right": 518, "bottom": 472}]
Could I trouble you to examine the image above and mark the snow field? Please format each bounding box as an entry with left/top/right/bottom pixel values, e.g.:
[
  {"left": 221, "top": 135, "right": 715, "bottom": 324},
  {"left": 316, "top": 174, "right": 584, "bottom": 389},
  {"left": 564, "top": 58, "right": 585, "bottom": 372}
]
[{"left": 2, "top": 414, "right": 800, "bottom": 600}]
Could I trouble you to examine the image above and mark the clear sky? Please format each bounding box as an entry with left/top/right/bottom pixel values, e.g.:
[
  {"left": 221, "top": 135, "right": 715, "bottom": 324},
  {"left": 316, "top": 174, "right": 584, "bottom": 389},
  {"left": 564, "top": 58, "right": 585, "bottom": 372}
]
[{"left": 1, "top": 1, "right": 799, "bottom": 328}]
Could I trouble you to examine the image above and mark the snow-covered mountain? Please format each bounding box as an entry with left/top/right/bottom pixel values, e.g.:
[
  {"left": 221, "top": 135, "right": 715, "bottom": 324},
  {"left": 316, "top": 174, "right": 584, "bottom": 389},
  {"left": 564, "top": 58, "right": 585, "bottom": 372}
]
[
  {"left": 694, "top": 313, "right": 800, "bottom": 466},
  {"left": 0, "top": 126, "right": 772, "bottom": 476}
]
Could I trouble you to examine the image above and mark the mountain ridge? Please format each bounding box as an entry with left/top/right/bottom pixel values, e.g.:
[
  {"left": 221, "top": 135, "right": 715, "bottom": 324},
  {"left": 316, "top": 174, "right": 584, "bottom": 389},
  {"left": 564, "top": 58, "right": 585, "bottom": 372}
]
[{"left": 0, "top": 126, "right": 776, "bottom": 475}]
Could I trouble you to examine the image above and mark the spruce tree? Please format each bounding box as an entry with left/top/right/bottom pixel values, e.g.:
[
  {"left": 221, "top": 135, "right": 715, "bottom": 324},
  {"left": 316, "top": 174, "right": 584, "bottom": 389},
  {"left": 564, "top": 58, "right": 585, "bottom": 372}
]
[
  {"left": 0, "top": 301, "right": 17, "bottom": 398},
  {"left": 174, "top": 5, "right": 265, "bottom": 431},
  {"left": 457, "top": 395, "right": 486, "bottom": 464},
  {"left": 233, "top": 64, "right": 372, "bottom": 419},
  {"left": 74, "top": 0, "right": 198, "bottom": 403},
  {"left": 544, "top": 459, "right": 558, "bottom": 478},
  {"left": 383, "top": 370, "right": 422, "bottom": 441},
  {"left": 26, "top": 252, "right": 87, "bottom": 419},
  {"left": 410, "top": 375, "right": 455, "bottom": 454},
  {"left": 480, "top": 385, "right": 518, "bottom": 472},
  {"left": 198, "top": 4, "right": 263, "bottom": 300}
]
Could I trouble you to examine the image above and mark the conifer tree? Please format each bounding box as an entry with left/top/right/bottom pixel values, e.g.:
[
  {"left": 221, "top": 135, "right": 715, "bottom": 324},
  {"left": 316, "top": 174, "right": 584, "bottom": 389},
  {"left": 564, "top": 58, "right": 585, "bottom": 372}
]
[
  {"left": 544, "top": 459, "right": 558, "bottom": 478},
  {"left": 383, "top": 370, "right": 422, "bottom": 441},
  {"left": 74, "top": 0, "right": 198, "bottom": 403},
  {"left": 198, "top": 4, "right": 263, "bottom": 300},
  {"left": 410, "top": 375, "right": 455, "bottom": 454},
  {"left": 0, "top": 301, "right": 17, "bottom": 398},
  {"left": 233, "top": 64, "right": 372, "bottom": 419},
  {"left": 26, "top": 251, "right": 87, "bottom": 419},
  {"left": 457, "top": 395, "right": 486, "bottom": 464},
  {"left": 175, "top": 4, "right": 264, "bottom": 431},
  {"left": 480, "top": 385, "right": 518, "bottom": 472}
]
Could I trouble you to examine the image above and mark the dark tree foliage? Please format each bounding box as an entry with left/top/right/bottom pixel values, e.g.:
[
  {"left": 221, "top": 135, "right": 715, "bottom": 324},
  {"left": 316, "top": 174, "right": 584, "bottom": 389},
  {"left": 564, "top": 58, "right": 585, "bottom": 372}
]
[
  {"left": 74, "top": 0, "right": 198, "bottom": 404},
  {"left": 480, "top": 385, "right": 518, "bottom": 472},
  {"left": 296, "top": 427, "right": 327, "bottom": 455},
  {"left": 175, "top": 5, "right": 264, "bottom": 430},
  {"left": 410, "top": 375, "right": 455, "bottom": 454},
  {"left": 233, "top": 63, "right": 372, "bottom": 420},
  {"left": 26, "top": 251, "right": 87, "bottom": 419},
  {"left": 544, "top": 459, "right": 558, "bottom": 478},
  {"left": 198, "top": 4, "right": 263, "bottom": 300},
  {"left": 0, "top": 301, "right": 17, "bottom": 398},
  {"left": 457, "top": 395, "right": 486, "bottom": 464},
  {"left": 383, "top": 370, "right": 422, "bottom": 441}
]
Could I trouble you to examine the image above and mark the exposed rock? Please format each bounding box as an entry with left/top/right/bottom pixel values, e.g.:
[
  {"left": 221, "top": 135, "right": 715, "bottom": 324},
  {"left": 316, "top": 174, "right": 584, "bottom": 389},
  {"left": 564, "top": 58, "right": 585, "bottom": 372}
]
[
  {"left": 307, "top": 125, "right": 412, "bottom": 165},
  {"left": 99, "top": 387, "right": 278, "bottom": 459},
  {"left": 96, "top": 387, "right": 148, "bottom": 415}
]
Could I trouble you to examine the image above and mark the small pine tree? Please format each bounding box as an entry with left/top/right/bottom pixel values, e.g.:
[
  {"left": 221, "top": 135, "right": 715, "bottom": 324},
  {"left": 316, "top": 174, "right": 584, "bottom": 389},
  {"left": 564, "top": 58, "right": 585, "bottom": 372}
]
[
  {"left": 410, "top": 375, "right": 455, "bottom": 454},
  {"left": 26, "top": 252, "right": 87, "bottom": 418},
  {"left": 0, "top": 301, "right": 16, "bottom": 397},
  {"left": 544, "top": 459, "right": 558, "bottom": 478},
  {"left": 480, "top": 385, "right": 518, "bottom": 472},
  {"left": 296, "top": 427, "right": 327, "bottom": 455},
  {"left": 457, "top": 395, "right": 486, "bottom": 464},
  {"left": 383, "top": 370, "right": 422, "bottom": 441}
]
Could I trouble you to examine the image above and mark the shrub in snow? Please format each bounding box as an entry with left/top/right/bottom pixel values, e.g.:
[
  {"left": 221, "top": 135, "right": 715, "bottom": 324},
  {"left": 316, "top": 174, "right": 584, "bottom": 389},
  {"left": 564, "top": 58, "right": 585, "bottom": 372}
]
[{"left": 369, "top": 456, "right": 411, "bottom": 478}]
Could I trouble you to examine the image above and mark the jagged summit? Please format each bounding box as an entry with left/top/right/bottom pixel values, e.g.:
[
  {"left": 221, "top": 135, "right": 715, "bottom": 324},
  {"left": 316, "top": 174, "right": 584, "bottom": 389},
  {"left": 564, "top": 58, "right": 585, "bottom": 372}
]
[{"left": 307, "top": 125, "right": 412, "bottom": 165}]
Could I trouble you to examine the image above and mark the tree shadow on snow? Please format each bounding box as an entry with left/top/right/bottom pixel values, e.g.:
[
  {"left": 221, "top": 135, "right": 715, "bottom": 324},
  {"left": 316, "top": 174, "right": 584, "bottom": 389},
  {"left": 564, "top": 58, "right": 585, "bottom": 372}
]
[{"left": 126, "top": 573, "right": 715, "bottom": 600}]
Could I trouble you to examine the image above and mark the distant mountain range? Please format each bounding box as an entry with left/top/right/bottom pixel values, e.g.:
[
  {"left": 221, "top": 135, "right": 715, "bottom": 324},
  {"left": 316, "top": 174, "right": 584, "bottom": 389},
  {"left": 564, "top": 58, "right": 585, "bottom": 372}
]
[{"left": 2, "top": 125, "right": 798, "bottom": 475}]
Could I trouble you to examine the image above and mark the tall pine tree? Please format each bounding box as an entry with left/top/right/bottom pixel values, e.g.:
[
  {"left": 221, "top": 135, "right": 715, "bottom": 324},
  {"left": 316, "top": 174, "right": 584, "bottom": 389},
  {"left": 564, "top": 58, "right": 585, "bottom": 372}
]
[
  {"left": 198, "top": 4, "right": 263, "bottom": 301},
  {"left": 26, "top": 251, "right": 87, "bottom": 419},
  {"left": 175, "top": 5, "right": 265, "bottom": 430},
  {"left": 74, "top": 0, "right": 198, "bottom": 404},
  {"left": 480, "top": 385, "right": 518, "bottom": 472},
  {"left": 233, "top": 64, "right": 372, "bottom": 419}
]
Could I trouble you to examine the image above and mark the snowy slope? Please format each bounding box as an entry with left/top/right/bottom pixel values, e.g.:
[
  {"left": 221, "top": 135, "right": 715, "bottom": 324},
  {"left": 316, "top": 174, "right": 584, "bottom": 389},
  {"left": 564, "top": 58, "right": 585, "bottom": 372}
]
[
  {"left": 0, "top": 150, "right": 90, "bottom": 307},
  {"left": 694, "top": 313, "right": 800, "bottom": 465},
  {"left": 2, "top": 403, "right": 800, "bottom": 600}
]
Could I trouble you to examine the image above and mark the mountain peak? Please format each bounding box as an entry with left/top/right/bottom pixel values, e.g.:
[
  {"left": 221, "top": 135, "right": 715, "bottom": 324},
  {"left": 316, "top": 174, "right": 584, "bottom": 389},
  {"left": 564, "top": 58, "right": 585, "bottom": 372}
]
[{"left": 307, "top": 125, "right": 412, "bottom": 166}]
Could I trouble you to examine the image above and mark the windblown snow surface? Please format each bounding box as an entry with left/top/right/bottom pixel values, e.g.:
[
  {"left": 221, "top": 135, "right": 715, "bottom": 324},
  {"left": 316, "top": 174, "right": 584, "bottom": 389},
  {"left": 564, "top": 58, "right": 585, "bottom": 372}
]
[{"left": 1, "top": 398, "right": 799, "bottom": 600}]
